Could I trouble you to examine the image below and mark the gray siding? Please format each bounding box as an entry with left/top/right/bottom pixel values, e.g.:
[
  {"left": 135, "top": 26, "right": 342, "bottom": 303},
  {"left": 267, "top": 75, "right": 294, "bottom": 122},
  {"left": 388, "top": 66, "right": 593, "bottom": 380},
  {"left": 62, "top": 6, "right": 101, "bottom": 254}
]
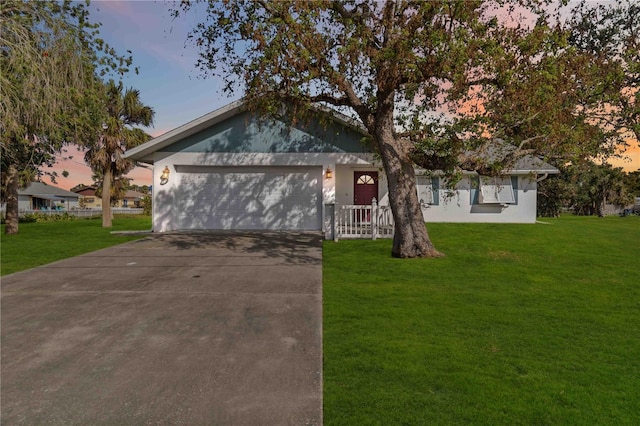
[{"left": 164, "top": 111, "right": 369, "bottom": 154}]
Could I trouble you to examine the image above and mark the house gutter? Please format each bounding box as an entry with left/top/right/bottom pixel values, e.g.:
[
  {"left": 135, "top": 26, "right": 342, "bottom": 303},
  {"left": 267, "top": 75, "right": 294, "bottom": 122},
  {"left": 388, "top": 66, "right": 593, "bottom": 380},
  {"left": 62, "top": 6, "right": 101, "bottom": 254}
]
[
  {"left": 536, "top": 173, "right": 549, "bottom": 182},
  {"left": 135, "top": 162, "right": 153, "bottom": 170}
]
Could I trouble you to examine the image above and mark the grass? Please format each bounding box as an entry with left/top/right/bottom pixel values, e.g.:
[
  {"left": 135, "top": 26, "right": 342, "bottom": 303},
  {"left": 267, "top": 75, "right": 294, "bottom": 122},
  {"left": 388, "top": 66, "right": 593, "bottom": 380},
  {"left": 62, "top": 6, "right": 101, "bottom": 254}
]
[
  {"left": 1, "top": 215, "right": 151, "bottom": 276},
  {"left": 323, "top": 216, "right": 640, "bottom": 425}
]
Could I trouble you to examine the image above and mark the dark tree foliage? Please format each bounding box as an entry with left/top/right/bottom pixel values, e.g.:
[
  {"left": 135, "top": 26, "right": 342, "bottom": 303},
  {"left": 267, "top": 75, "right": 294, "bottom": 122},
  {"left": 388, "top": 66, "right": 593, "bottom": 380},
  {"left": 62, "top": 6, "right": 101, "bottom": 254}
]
[
  {"left": 625, "top": 170, "right": 640, "bottom": 197},
  {"left": 538, "top": 163, "right": 635, "bottom": 217},
  {"left": 537, "top": 174, "right": 569, "bottom": 218},
  {"left": 568, "top": 163, "right": 633, "bottom": 216},
  {"left": 566, "top": 1, "right": 639, "bottom": 144}
]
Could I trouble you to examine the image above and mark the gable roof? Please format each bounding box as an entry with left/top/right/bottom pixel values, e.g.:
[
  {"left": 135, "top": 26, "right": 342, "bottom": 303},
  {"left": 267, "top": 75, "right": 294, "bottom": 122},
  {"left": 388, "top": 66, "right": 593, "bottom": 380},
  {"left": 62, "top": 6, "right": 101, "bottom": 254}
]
[
  {"left": 124, "top": 190, "right": 146, "bottom": 199},
  {"left": 71, "top": 185, "right": 96, "bottom": 195},
  {"left": 71, "top": 187, "right": 146, "bottom": 201},
  {"left": 125, "top": 99, "right": 368, "bottom": 163},
  {"left": 467, "top": 139, "right": 559, "bottom": 174},
  {"left": 509, "top": 155, "right": 559, "bottom": 174},
  {"left": 19, "top": 182, "right": 79, "bottom": 199}
]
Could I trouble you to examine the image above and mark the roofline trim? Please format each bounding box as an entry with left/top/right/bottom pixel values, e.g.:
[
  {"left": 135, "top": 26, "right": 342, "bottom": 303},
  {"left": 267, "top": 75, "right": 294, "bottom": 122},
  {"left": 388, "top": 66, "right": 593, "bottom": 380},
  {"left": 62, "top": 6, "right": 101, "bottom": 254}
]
[{"left": 125, "top": 99, "right": 370, "bottom": 163}]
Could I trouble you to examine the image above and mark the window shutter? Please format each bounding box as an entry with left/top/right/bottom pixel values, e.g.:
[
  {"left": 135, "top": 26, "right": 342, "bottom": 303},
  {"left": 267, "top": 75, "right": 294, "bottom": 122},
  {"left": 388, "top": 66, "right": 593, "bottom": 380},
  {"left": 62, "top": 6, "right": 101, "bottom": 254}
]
[
  {"left": 431, "top": 177, "right": 439, "bottom": 206},
  {"left": 470, "top": 176, "right": 480, "bottom": 205},
  {"left": 479, "top": 176, "right": 515, "bottom": 204}
]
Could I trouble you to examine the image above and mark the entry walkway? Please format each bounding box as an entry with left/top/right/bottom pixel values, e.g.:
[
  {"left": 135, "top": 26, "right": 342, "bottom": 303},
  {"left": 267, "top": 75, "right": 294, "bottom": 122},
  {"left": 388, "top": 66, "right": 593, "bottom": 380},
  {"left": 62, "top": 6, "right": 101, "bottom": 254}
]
[{"left": 1, "top": 232, "right": 322, "bottom": 425}]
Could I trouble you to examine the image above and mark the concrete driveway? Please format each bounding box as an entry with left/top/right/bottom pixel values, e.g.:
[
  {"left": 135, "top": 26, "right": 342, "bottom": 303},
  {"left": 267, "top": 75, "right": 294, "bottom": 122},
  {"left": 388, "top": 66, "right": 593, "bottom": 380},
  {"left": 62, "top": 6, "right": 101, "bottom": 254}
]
[{"left": 1, "top": 232, "right": 322, "bottom": 425}]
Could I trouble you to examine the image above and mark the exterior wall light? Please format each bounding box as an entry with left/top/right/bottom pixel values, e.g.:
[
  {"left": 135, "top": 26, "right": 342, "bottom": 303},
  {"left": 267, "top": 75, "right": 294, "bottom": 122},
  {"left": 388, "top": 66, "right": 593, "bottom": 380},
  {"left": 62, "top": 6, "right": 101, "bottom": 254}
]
[
  {"left": 160, "top": 166, "right": 170, "bottom": 185},
  {"left": 325, "top": 167, "right": 333, "bottom": 179}
]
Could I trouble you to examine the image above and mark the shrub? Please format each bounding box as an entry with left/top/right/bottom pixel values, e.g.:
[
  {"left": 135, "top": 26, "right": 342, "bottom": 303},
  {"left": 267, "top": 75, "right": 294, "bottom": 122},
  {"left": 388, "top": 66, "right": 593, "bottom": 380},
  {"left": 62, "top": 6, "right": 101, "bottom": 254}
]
[
  {"left": 19, "top": 212, "right": 78, "bottom": 223},
  {"left": 140, "top": 195, "right": 152, "bottom": 216}
]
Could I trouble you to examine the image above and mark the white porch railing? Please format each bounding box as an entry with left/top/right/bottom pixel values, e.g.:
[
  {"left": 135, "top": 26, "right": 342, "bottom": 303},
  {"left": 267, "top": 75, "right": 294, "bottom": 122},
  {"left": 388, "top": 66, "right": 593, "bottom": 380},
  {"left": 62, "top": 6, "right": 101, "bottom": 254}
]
[{"left": 334, "top": 198, "right": 394, "bottom": 241}]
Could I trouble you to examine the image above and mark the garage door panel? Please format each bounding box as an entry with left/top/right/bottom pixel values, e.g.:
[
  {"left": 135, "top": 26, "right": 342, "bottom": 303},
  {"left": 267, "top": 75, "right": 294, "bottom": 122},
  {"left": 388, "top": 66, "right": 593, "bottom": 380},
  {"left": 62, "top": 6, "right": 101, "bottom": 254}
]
[{"left": 174, "top": 167, "right": 321, "bottom": 230}]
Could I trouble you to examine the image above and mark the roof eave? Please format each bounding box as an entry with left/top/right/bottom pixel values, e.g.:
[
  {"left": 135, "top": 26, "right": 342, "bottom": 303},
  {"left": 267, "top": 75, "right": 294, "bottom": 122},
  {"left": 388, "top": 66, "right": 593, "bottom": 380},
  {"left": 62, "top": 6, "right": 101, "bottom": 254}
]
[
  {"left": 416, "top": 167, "right": 560, "bottom": 176},
  {"left": 124, "top": 99, "right": 370, "bottom": 163}
]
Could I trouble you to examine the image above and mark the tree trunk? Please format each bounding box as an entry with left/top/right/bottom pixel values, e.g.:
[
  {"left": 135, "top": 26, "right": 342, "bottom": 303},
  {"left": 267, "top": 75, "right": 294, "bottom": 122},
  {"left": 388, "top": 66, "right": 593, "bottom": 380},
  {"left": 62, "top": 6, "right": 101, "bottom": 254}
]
[
  {"left": 102, "top": 167, "right": 112, "bottom": 228},
  {"left": 4, "top": 163, "right": 20, "bottom": 235},
  {"left": 598, "top": 193, "right": 607, "bottom": 217},
  {"left": 373, "top": 116, "right": 443, "bottom": 258}
]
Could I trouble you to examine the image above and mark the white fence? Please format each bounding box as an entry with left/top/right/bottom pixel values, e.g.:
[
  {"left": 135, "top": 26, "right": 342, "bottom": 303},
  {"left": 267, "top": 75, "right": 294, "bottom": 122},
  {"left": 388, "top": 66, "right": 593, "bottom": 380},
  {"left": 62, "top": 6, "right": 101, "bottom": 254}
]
[
  {"left": 111, "top": 208, "right": 145, "bottom": 215},
  {"left": 12, "top": 208, "right": 144, "bottom": 218},
  {"left": 334, "top": 199, "right": 394, "bottom": 241}
]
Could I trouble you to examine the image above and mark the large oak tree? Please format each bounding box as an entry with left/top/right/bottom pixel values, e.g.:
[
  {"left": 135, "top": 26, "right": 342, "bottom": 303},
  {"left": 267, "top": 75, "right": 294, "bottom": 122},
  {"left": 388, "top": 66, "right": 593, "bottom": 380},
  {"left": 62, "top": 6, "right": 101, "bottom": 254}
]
[
  {"left": 481, "top": 0, "right": 638, "bottom": 166},
  {"left": 174, "top": 0, "right": 637, "bottom": 257}
]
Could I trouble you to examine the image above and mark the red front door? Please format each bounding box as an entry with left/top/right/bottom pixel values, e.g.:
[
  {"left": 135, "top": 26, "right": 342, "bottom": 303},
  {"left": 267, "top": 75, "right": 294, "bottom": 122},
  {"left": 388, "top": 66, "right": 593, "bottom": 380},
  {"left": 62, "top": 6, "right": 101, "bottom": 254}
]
[{"left": 354, "top": 171, "right": 378, "bottom": 205}]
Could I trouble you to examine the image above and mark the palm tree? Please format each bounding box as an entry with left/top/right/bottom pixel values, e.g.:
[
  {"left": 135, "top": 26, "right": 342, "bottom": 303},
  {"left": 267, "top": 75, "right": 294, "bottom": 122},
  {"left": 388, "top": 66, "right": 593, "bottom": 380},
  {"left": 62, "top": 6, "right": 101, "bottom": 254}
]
[
  {"left": 85, "top": 80, "right": 154, "bottom": 227},
  {"left": 90, "top": 170, "right": 130, "bottom": 206}
]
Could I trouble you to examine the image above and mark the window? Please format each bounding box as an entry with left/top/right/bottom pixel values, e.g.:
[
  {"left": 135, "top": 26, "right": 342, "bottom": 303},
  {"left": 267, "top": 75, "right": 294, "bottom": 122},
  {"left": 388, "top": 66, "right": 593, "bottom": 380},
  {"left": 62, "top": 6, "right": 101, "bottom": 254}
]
[
  {"left": 356, "top": 174, "right": 375, "bottom": 185},
  {"left": 416, "top": 176, "right": 439, "bottom": 205},
  {"left": 85, "top": 197, "right": 95, "bottom": 203},
  {"left": 479, "top": 176, "right": 515, "bottom": 204}
]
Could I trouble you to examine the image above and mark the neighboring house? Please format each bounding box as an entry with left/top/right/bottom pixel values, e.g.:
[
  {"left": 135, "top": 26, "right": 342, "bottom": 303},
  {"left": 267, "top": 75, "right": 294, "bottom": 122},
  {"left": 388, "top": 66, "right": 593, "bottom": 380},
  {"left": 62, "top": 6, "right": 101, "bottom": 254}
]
[
  {"left": 72, "top": 186, "right": 101, "bottom": 209},
  {"left": 72, "top": 186, "right": 146, "bottom": 208},
  {"left": 17, "top": 181, "right": 79, "bottom": 211},
  {"left": 125, "top": 100, "right": 559, "bottom": 238},
  {"left": 115, "top": 190, "right": 147, "bottom": 208}
]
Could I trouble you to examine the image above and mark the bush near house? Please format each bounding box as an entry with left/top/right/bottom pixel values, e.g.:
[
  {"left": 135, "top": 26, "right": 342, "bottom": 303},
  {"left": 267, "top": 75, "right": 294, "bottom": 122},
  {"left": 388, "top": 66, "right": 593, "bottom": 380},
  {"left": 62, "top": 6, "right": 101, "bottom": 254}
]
[{"left": 17, "top": 212, "right": 77, "bottom": 223}]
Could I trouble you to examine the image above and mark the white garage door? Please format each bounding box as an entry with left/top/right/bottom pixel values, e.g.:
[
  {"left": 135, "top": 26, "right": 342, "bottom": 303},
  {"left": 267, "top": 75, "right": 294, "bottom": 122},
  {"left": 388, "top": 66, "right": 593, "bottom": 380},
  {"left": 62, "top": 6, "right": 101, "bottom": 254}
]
[{"left": 174, "top": 165, "right": 322, "bottom": 230}]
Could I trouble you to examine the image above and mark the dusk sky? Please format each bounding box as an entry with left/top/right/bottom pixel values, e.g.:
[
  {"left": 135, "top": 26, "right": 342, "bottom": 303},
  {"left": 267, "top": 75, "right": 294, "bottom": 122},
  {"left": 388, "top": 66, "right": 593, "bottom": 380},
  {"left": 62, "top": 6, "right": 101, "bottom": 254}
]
[
  {"left": 53, "top": 0, "right": 241, "bottom": 190},
  {"left": 51, "top": 0, "right": 639, "bottom": 191}
]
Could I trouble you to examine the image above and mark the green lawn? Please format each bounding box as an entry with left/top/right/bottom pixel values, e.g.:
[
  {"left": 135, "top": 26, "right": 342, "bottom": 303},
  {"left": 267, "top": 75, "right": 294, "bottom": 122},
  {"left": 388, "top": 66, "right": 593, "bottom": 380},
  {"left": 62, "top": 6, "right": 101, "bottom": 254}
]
[
  {"left": 1, "top": 215, "right": 151, "bottom": 276},
  {"left": 323, "top": 216, "right": 640, "bottom": 425}
]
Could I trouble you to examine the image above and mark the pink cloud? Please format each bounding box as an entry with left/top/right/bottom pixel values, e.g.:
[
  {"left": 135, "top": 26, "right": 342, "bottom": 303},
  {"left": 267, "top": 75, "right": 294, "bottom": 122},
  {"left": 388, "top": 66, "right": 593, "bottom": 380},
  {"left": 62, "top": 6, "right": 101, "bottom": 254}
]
[
  {"left": 150, "top": 128, "right": 170, "bottom": 137},
  {"left": 93, "top": 0, "right": 134, "bottom": 15}
]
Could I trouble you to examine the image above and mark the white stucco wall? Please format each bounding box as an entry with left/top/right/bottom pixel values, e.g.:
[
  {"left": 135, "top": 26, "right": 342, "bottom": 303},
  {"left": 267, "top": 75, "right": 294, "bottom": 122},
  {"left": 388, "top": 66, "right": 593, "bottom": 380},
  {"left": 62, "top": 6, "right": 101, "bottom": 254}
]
[
  {"left": 422, "top": 176, "right": 538, "bottom": 223},
  {"left": 151, "top": 151, "right": 376, "bottom": 232},
  {"left": 18, "top": 195, "right": 31, "bottom": 211},
  {"left": 151, "top": 150, "right": 541, "bottom": 233},
  {"left": 335, "top": 168, "right": 539, "bottom": 224}
]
